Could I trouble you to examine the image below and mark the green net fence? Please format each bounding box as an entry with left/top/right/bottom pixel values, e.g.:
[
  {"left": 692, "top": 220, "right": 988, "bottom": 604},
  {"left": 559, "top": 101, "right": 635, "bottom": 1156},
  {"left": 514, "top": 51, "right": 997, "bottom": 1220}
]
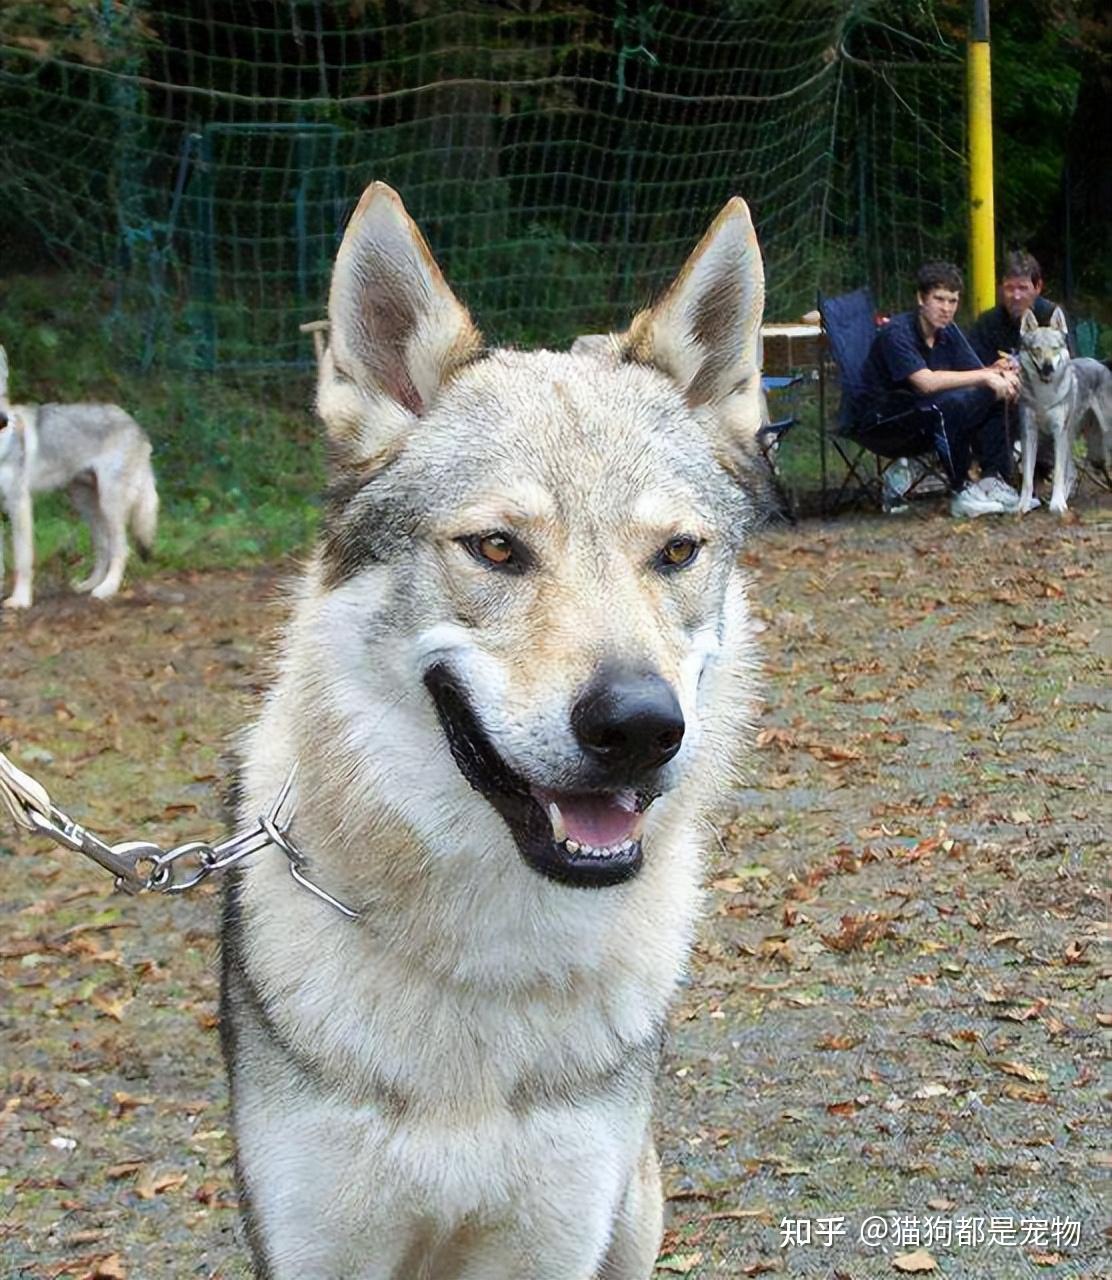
[{"left": 0, "top": 0, "right": 965, "bottom": 377}]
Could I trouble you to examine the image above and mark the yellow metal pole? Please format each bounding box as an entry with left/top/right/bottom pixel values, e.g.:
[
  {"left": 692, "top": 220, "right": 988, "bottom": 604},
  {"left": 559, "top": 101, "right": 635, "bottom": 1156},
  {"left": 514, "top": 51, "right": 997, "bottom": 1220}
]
[{"left": 967, "top": 0, "right": 995, "bottom": 315}]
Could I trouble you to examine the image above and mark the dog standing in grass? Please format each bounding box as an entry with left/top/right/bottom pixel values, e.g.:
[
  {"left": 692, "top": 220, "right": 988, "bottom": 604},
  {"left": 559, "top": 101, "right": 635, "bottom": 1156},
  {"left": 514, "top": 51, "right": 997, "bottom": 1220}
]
[
  {"left": 1016, "top": 308, "right": 1112, "bottom": 515},
  {"left": 222, "top": 182, "right": 765, "bottom": 1279},
  {"left": 0, "top": 346, "right": 158, "bottom": 607}
]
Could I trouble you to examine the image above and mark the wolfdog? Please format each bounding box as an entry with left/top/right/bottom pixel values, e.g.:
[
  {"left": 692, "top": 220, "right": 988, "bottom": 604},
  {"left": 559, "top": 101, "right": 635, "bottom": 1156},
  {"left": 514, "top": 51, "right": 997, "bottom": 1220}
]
[
  {"left": 222, "top": 182, "right": 764, "bottom": 1279},
  {"left": 0, "top": 347, "right": 158, "bottom": 607},
  {"left": 1016, "top": 308, "right": 1112, "bottom": 515}
]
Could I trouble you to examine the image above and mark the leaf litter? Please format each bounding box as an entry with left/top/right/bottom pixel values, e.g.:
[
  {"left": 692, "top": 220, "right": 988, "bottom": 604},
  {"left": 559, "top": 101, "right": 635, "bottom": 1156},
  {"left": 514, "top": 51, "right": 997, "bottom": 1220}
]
[{"left": 0, "top": 506, "right": 1109, "bottom": 1277}]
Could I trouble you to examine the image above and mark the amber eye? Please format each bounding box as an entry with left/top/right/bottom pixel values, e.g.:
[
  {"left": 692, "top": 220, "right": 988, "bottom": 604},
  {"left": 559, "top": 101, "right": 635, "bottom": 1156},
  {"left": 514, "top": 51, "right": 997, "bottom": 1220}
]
[
  {"left": 458, "top": 531, "right": 529, "bottom": 573},
  {"left": 657, "top": 536, "right": 701, "bottom": 571},
  {"left": 478, "top": 534, "right": 513, "bottom": 564}
]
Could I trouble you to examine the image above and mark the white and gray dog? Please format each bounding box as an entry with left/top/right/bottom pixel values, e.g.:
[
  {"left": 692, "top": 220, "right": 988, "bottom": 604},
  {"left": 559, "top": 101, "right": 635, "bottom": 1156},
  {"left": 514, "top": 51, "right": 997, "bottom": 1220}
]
[
  {"left": 0, "top": 345, "right": 158, "bottom": 606},
  {"left": 223, "top": 182, "right": 764, "bottom": 1279},
  {"left": 1016, "top": 309, "right": 1112, "bottom": 516}
]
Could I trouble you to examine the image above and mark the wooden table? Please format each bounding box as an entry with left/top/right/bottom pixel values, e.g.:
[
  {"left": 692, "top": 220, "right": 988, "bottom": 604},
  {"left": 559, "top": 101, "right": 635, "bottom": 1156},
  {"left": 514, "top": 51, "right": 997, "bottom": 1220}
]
[{"left": 759, "top": 323, "right": 823, "bottom": 377}]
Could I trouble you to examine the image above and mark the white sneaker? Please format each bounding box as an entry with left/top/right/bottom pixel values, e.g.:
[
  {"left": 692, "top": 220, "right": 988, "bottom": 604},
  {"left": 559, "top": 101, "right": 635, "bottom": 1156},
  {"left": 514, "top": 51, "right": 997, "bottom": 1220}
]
[
  {"left": 977, "top": 475, "right": 1022, "bottom": 512},
  {"left": 950, "top": 484, "right": 1005, "bottom": 518}
]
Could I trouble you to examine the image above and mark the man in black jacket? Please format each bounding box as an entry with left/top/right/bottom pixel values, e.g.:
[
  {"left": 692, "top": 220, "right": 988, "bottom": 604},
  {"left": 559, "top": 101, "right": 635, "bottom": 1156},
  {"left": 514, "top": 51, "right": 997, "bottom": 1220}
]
[{"left": 968, "top": 251, "right": 1072, "bottom": 365}]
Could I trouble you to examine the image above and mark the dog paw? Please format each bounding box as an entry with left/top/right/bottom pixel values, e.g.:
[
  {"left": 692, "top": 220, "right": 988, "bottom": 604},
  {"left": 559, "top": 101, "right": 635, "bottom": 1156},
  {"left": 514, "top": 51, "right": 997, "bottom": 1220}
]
[
  {"left": 1049, "top": 501, "right": 1068, "bottom": 516},
  {"left": 3, "top": 593, "right": 31, "bottom": 609},
  {"left": 90, "top": 583, "right": 119, "bottom": 601}
]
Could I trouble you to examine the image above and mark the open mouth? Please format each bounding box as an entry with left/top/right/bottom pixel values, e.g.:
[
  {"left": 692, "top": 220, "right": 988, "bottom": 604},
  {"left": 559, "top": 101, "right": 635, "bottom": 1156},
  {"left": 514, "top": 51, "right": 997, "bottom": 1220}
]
[{"left": 424, "top": 665, "right": 654, "bottom": 888}]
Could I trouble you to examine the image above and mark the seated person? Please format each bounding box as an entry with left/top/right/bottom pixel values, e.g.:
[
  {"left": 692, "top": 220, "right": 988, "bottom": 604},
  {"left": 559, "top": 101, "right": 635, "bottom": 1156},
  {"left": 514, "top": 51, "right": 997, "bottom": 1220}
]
[
  {"left": 968, "top": 250, "right": 1073, "bottom": 365},
  {"left": 855, "top": 261, "right": 1021, "bottom": 518}
]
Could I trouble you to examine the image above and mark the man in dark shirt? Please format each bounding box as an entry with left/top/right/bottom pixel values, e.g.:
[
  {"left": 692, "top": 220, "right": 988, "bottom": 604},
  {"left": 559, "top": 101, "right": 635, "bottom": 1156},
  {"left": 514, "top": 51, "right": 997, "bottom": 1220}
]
[
  {"left": 855, "top": 261, "right": 1022, "bottom": 517},
  {"left": 968, "top": 251, "right": 1072, "bottom": 365}
]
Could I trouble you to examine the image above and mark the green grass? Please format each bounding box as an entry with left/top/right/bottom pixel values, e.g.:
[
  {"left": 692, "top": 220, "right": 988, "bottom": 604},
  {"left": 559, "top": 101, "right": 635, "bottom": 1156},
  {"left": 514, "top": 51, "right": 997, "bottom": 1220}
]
[{"left": 1, "top": 272, "right": 323, "bottom": 578}]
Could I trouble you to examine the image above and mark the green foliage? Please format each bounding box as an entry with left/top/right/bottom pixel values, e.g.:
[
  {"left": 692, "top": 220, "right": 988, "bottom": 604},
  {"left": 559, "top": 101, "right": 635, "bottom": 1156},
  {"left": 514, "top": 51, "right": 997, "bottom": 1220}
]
[{"left": 989, "top": 8, "right": 1082, "bottom": 249}]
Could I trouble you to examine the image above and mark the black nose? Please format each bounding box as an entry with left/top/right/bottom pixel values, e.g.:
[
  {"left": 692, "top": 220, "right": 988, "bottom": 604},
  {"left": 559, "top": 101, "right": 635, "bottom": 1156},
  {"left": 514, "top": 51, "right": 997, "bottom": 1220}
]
[{"left": 571, "top": 667, "right": 685, "bottom": 777}]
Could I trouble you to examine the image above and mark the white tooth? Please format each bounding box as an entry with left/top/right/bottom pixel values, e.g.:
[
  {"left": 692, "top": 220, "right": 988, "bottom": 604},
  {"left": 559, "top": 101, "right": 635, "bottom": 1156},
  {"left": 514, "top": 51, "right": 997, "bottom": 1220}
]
[
  {"left": 565, "top": 839, "right": 580, "bottom": 853},
  {"left": 630, "top": 812, "right": 646, "bottom": 842},
  {"left": 547, "top": 801, "right": 567, "bottom": 843}
]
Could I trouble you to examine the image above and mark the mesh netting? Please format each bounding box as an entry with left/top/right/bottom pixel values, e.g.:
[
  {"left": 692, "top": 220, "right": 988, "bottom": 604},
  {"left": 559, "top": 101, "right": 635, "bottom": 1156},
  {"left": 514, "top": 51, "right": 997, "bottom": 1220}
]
[{"left": 0, "top": 1, "right": 964, "bottom": 376}]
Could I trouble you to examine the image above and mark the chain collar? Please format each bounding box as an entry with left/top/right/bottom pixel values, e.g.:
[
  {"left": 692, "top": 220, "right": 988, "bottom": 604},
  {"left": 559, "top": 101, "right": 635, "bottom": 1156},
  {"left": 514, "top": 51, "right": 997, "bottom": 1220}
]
[{"left": 0, "top": 752, "right": 359, "bottom": 920}]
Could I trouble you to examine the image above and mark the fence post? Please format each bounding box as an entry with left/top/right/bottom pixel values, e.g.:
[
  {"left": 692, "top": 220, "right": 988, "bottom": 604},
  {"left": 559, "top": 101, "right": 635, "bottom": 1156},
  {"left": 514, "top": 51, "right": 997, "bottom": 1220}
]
[{"left": 966, "top": 0, "right": 995, "bottom": 316}]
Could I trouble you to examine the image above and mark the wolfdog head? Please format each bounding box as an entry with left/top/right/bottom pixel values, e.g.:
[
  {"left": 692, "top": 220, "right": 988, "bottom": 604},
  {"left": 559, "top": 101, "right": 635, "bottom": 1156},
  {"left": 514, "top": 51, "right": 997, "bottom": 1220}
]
[
  {"left": 1018, "top": 307, "right": 1070, "bottom": 388},
  {"left": 301, "top": 183, "right": 762, "bottom": 891}
]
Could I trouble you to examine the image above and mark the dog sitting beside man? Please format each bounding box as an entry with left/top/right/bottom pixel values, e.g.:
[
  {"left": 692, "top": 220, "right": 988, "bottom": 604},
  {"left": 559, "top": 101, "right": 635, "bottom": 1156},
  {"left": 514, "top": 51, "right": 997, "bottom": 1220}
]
[
  {"left": 855, "top": 259, "right": 1026, "bottom": 518},
  {"left": 849, "top": 252, "right": 1110, "bottom": 517}
]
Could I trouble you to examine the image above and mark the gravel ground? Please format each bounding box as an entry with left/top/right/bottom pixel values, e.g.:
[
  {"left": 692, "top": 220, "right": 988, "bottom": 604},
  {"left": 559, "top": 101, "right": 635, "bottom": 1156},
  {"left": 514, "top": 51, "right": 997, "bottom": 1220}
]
[{"left": 1, "top": 501, "right": 1109, "bottom": 1279}]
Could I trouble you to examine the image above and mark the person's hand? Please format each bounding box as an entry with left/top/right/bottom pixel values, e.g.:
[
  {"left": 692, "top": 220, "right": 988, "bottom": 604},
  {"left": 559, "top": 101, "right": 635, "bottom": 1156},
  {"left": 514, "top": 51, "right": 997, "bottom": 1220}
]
[{"left": 985, "top": 366, "right": 1019, "bottom": 401}]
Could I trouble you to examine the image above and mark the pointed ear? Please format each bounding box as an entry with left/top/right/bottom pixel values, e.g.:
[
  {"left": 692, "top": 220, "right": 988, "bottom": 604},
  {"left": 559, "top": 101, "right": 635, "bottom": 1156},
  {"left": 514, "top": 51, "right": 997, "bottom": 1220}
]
[
  {"left": 620, "top": 198, "right": 764, "bottom": 409},
  {"left": 318, "top": 183, "right": 483, "bottom": 471},
  {"left": 1049, "top": 306, "right": 1068, "bottom": 335},
  {"left": 1020, "top": 309, "right": 1040, "bottom": 335}
]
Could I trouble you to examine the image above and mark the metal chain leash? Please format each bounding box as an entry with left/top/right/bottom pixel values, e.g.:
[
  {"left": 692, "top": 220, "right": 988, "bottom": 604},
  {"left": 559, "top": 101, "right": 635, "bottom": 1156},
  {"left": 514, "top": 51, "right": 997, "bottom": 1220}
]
[{"left": 0, "top": 750, "right": 359, "bottom": 919}]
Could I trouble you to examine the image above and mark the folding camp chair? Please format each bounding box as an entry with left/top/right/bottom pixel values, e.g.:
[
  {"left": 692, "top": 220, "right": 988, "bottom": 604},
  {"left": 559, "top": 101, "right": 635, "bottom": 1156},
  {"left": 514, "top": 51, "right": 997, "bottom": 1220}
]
[
  {"left": 755, "top": 373, "right": 804, "bottom": 520},
  {"left": 756, "top": 374, "right": 803, "bottom": 455},
  {"left": 818, "top": 288, "right": 947, "bottom": 512}
]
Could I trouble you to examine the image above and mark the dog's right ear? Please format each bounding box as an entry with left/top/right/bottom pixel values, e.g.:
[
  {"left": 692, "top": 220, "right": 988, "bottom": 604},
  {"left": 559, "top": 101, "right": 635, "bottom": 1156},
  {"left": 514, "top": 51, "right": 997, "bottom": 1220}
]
[
  {"left": 1020, "top": 310, "right": 1040, "bottom": 336},
  {"left": 614, "top": 198, "right": 765, "bottom": 474},
  {"left": 318, "top": 183, "right": 483, "bottom": 473},
  {"left": 1048, "top": 306, "right": 1068, "bottom": 335}
]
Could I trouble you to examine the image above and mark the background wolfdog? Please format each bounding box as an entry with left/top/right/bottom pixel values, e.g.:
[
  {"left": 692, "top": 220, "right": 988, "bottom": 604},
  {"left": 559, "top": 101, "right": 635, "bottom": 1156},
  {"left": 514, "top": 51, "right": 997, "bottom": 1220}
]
[
  {"left": 0, "top": 346, "right": 158, "bottom": 608},
  {"left": 222, "top": 182, "right": 765, "bottom": 1279}
]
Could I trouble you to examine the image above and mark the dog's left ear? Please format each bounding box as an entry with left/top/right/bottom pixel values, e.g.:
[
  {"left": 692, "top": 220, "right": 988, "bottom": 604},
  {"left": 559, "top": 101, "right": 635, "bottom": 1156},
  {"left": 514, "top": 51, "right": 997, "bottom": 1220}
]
[
  {"left": 319, "top": 183, "right": 484, "bottom": 472},
  {"left": 1049, "top": 306, "right": 1068, "bottom": 335},
  {"left": 1020, "top": 309, "right": 1040, "bottom": 336},
  {"left": 618, "top": 197, "right": 764, "bottom": 459}
]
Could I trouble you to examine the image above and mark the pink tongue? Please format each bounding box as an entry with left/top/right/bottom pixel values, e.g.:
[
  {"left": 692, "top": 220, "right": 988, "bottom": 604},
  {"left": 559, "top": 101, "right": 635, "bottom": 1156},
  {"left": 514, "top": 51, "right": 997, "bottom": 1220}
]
[{"left": 533, "top": 788, "right": 639, "bottom": 846}]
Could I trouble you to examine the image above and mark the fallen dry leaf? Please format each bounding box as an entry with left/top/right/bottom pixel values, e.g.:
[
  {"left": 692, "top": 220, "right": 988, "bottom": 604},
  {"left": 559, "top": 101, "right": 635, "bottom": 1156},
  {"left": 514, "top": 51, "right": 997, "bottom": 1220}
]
[
  {"left": 656, "top": 1253, "right": 703, "bottom": 1274},
  {"left": 134, "top": 1169, "right": 189, "bottom": 1200},
  {"left": 820, "top": 913, "right": 896, "bottom": 952},
  {"left": 1003, "top": 1082, "right": 1050, "bottom": 1104},
  {"left": 816, "top": 1034, "right": 861, "bottom": 1051},
  {"left": 993, "top": 1060, "right": 1048, "bottom": 1083},
  {"left": 892, "top": 1248, "right": 937, "bottom": 1272},
  {"left": 825, "top": 1099, "right": 860, "bottom": 1117},
  {"left": 84, "top": 1256, "right": 126, "bottom": 1280},
  {"left": 112, "top": 1091, "right": 152, "bottom": 1116}
]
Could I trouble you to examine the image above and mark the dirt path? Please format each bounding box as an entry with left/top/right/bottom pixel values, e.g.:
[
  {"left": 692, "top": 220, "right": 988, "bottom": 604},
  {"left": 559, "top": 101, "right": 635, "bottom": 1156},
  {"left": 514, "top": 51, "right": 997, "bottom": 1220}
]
[{"left": 1, "top": 508, "right": 1109, "bottom": 1279}]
